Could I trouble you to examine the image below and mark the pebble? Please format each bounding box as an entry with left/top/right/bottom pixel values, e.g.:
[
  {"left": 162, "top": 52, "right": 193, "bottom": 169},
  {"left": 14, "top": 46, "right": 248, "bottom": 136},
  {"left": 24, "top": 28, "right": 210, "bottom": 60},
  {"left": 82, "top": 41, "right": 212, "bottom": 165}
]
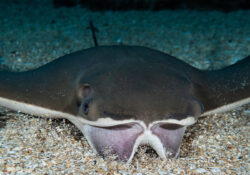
[
  {"left": 243, "top": 110, "right": 250, "bottom": 115},
  {"left": 210, "top": 167, "right": 221, "bottom": 173},
  {"left": 194, "top": 168, "right": 207, "bottom": 173}
]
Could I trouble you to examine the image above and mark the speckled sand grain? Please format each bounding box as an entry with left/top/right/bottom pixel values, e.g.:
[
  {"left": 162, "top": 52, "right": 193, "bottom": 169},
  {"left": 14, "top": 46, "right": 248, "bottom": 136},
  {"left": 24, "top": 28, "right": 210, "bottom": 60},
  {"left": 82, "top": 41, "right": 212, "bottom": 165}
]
[{"left": 0, "top": 1, "right": 249, "bottom": 174}]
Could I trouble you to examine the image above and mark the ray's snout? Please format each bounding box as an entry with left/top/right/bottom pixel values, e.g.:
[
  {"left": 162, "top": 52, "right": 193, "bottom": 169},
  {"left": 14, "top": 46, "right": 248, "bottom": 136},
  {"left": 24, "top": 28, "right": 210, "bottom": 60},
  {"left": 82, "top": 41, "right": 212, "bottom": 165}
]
[{"left": 81, "top": 120, "right": 187, "bottom": 162}]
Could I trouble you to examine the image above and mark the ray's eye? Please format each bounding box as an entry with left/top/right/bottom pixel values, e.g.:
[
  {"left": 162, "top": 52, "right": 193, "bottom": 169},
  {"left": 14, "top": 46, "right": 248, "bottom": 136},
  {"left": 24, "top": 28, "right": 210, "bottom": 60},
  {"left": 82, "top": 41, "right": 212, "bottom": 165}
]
[
  {"left": 83, "top": 102, "right": 89, "bottom": 115},
  {"left": 78, "top": 83, "right": 92, "bottom": 115}
]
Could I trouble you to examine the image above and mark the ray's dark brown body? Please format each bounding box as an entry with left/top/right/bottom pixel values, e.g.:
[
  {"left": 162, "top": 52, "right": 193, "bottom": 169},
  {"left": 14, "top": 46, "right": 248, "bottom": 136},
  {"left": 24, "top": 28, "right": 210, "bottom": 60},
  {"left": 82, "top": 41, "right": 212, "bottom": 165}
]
[{"left": 0, "top": 46, "right": 249, "bottom": 124}]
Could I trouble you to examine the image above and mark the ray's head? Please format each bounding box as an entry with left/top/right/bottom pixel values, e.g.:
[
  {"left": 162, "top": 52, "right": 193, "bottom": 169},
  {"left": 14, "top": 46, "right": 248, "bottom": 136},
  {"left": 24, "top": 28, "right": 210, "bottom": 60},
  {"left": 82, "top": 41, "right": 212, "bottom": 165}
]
[{"left": 76, "top": 60, "right": 203, "bottom": 126}]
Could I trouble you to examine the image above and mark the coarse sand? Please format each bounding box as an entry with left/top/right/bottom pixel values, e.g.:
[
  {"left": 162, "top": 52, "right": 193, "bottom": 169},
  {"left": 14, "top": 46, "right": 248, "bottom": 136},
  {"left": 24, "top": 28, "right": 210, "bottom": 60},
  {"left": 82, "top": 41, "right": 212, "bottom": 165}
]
[{"left": 0, "top": 1, "right": 249, "bottom": 174}]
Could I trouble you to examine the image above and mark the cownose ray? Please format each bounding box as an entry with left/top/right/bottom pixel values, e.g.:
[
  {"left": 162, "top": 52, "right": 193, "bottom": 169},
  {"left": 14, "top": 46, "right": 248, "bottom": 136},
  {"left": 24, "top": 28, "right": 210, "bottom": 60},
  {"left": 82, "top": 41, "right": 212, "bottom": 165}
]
[{"left": 0, "top": 46, "right": 249, "bottom": 163}]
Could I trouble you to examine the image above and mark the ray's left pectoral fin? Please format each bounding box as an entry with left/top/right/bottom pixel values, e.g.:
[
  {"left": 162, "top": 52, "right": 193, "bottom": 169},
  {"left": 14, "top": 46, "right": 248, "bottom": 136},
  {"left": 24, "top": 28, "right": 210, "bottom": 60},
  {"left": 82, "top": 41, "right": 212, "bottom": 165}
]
[{"left": 150, "top": 123, "right": 186, "bottom": 158}]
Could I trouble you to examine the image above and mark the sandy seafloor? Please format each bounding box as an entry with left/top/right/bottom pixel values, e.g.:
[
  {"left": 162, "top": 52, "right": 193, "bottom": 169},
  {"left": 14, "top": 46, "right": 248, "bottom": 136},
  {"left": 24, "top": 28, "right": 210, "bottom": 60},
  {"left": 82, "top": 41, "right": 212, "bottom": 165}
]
[{"left": 0, "top": 1, "right": 250, "bottom": 174}]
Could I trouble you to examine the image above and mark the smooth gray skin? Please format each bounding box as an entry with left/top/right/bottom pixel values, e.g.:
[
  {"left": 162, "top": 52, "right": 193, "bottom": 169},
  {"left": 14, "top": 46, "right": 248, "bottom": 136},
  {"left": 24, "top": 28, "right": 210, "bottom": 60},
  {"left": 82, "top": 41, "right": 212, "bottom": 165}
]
[
  {"left": 0, "top": 46, "right": 249, "bottom": 123},
  {"left": 0, "top": 46, "right": 249, "bottom": 161}
]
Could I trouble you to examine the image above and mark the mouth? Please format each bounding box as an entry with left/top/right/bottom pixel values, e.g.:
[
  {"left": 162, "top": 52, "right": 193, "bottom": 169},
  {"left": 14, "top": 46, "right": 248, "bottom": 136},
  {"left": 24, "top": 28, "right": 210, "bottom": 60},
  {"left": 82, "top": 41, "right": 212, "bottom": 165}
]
[{"left": 79, "top": 121, "right": 187, "bottom": 163}]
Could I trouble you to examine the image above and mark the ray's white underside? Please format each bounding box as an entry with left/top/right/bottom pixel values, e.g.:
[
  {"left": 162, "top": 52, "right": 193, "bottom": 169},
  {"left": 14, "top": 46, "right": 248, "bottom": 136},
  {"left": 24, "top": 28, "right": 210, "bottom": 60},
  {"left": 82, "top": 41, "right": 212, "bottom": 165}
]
[{"left": 201, "top": 97, "right": 250, "bottom": 117}]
